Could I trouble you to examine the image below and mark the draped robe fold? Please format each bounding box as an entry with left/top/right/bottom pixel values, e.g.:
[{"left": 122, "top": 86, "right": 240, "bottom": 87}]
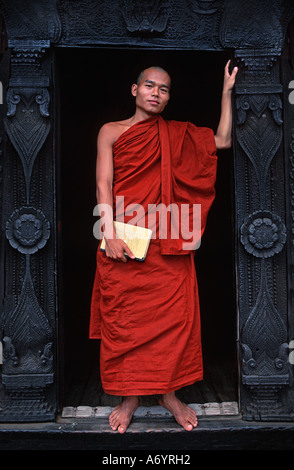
[{"left": 90, "top": 115, "right": 217, "bottom": 396}]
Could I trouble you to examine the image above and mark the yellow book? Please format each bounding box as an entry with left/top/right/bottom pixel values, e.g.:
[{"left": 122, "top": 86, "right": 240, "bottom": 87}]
[{"left": 100, "top": 221, "right": 152, "bottom": 261}]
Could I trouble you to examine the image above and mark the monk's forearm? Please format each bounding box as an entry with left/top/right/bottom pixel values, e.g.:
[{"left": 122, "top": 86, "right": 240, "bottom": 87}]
[
  {"left": 215, "top": 89, "right": 233, "bottom": 149},
  {"left": 97, "top": 180, "right": 113, "bottom": 205},
  {"left": 96, "top": 181, "right": 116, "bottom": 239}
]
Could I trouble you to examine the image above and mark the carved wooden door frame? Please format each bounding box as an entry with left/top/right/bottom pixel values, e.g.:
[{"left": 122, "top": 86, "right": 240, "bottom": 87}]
[{"left": 0, "top": 0, "right": 294, "bottom": 423}]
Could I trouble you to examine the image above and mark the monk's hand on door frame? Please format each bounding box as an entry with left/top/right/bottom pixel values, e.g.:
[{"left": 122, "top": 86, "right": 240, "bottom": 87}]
[{"left": 105, "top": 238, "right": 135, "bottom": 262}]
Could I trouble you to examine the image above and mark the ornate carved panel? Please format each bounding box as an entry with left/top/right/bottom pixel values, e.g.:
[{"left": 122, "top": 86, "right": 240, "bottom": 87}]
[
  {"left": 233, "top": 49, "right": 294, "bottom": 420},
  {"left": 0, "top": 40, "right": 56, "bottom": 421},
  {"left": 56, "top": 0, "right": 224, "bottom": 49}
]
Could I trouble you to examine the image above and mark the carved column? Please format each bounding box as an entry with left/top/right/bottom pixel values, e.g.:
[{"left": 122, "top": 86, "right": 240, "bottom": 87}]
[
  {"left": 234, "top": 49, "right": 293, "bottom": 420},
  {"left": 0, "top": 40, "right": 57, "bottom": 421}
]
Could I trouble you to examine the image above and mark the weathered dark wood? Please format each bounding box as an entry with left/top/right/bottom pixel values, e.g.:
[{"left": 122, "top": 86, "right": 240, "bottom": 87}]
[
  {"left": 1, "top": 417, "right": 294, "bottom": 450},
  {"left": 0, "top": 0, "right": 294, "bottom": 425},
  {"left": 0, "top": 39, "right": 57, "bottom": 421},
  {"left": 232, "top": 48, "right": 293, "bottom": 421}
]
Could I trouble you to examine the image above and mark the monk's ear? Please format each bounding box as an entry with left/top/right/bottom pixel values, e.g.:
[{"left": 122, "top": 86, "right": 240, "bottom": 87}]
[{"left": 131, "top": 84, "right": 137, "bottom": 97}]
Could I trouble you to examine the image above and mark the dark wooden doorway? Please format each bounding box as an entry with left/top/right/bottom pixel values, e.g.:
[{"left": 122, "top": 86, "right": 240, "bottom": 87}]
[{"left": 55, "top": 48, "right": 238, "bottom": 411}]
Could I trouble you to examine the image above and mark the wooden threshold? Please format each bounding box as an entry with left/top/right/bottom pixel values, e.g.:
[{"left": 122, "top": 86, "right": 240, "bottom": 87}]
[{"left": 61, "top": 401, "right": 239, "bottom": 419}]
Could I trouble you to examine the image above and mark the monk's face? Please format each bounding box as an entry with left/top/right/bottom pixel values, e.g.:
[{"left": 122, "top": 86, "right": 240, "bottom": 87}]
[{"left": 132, "top": 68, "right": 170, "bottom": 115}]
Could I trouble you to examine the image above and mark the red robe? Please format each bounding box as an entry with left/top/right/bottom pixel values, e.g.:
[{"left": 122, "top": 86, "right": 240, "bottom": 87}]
[{"left": 90, "top": 116, "right": 217, "bottom": 396}]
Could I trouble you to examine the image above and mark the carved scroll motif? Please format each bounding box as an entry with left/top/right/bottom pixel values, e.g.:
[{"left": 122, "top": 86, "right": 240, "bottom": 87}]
[
  {"left": 236, "top": 94, "right": 283, "bottom": 208},
  {"left": 5, "top": 87, "right": 50, "bottom": 202},
  {"left": 122, "top": 0, "right": 171, "bottom": 33},
  {"left": 2, "top": 255, "right": 53, "bottom": 374},
  {"left": 241, "top": 260, "right": 288, "bottom": 375}
]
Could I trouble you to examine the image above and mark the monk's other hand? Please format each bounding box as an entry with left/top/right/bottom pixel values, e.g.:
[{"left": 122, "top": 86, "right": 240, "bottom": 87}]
[{"left": 223, "top": 60, "right": 238, "bottom": 93}]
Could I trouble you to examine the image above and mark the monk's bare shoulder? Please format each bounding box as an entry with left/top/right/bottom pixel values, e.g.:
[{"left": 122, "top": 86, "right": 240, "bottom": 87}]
[{"left": 98, "top": 119, "right": 133, "bottom": 146}]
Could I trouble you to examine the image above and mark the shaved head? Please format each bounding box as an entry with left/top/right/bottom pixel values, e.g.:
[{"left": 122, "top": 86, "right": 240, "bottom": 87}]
[{"left": 136, "top": 66, "right": 171, "bottom": 86}]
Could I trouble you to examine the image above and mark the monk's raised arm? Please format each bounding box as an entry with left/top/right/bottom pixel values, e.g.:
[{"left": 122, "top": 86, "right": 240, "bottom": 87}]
[{"left": 214, "top": 60, "right": 238, "bottom": 150}]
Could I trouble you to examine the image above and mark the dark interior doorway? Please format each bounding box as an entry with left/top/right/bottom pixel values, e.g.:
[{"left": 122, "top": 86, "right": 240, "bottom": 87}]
[{"left": 55, "top": 48, "right": 237, "bottom": 409}]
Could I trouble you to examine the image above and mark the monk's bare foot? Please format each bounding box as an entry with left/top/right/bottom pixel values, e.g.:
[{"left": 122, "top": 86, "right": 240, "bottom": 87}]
[
  {"left": 159, "top": 392, "right": 198, "bottom": 431},
  {"left": 109, "top": 396, "right": 139, "bottom": 433}
]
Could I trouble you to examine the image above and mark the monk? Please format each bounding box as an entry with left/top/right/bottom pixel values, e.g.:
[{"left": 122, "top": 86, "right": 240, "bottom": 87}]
[{"left": 90, "top": 61, "right": 238, "bottom": 433}]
